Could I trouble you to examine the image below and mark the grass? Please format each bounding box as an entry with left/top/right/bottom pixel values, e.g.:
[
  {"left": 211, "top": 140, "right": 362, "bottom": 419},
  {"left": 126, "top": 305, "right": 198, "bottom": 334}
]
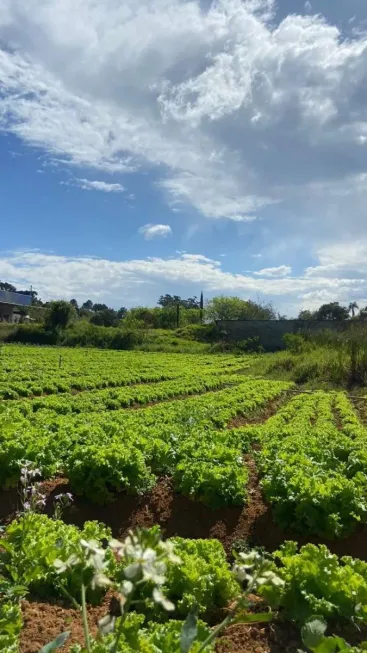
[
  {"left": 247, "top": 343, "right": 367, "bottom": 391},
  {"left": 135, "top": 329, "right": 211, "bottom": 353}
]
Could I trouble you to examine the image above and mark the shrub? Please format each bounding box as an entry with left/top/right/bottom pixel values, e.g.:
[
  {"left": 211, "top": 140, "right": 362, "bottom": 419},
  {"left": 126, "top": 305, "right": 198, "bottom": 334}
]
[
  {"left": 283, "top": 333, "right": 308, "bottom": 354},
  {"left": 4, "top": 324, "right": 57, "bottom": 345}
]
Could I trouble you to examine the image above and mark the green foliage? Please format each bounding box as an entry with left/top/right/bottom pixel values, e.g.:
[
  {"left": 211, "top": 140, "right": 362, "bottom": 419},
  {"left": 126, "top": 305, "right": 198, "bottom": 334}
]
[
  {"left": 45, "top": 301, "right": 76, "bottom": 331},
  {"left": 205, "top": 296, "right": 276, "bottom": 322},
  {"left": 0, "top": 601, "right": 22, "bottom": 653},
  {"left": 300, "top": 614, "right": 367, "bottom": 653},
  {"left": 69, "top": 614, "right": 213, "bottom": 652},
  {"left": 261, "top": 542, "right": 367, "bottom": 625},
  {"left": 283, "top": 333, "right": 308, "bottom": 354},
  {"left": 90, "top": 309, "right": 119, "bottom": 327},
  {"left": 174, "top": 452, "right": 248, "bottom": 507},
  {"left": 164, "top": 538, "right": 240, "bottom": 617},
  {"left": 255, "top": 391, "right": 367, "bottom": 537},
  {"left": 1, "top": 514, "right": 112, "bottom": 602},
  {"left": 67, "top": 443, "right": 156, "bottom": 503},
  {"left": 175, "top": 324, "right": 220, "bottom": 343}
]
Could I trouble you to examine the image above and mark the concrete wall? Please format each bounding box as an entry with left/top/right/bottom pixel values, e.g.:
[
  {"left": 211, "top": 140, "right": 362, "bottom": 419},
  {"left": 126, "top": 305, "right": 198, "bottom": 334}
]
[{"left": 217, "top": 319, "right": 350, "bottom": 351}]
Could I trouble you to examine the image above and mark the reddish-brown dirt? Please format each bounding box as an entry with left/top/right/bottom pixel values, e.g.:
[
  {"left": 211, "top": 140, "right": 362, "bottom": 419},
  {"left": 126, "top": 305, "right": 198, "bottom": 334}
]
[
  {"left": 227, "top": 392, "right": 293, "bottom": 429},
  {"left": 20, "top": 593, "right": 114, "bottom": 653},
  {"left": 20, "top": 598, "right": 302, "bottom": 653},
  {"left": 3, "top": 459, "right": 367, "bottom": 560},
  {"left": 216, "top": 621, "right": 302, "bottom": 653}
]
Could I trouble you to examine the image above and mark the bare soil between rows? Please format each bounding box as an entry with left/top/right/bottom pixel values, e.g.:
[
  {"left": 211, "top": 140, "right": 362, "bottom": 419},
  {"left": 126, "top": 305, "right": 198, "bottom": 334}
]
[
  {"left": 4, "top": 459, "right": 367, "bottom": 653},
  {"left": 2, "top": 458, "right": 367, "bottom": 560}
]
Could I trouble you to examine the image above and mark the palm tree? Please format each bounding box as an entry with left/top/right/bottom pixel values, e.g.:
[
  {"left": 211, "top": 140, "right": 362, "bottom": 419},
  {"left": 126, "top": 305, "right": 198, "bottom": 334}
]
[{"left": 349, "top": 301, "right": 359, "bottom": 318}]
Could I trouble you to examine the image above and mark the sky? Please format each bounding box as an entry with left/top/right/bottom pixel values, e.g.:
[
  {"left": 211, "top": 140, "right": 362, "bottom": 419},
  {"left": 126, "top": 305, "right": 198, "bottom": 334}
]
[{"left": 0, "top": 0, "right": 367, "bottom": 316}]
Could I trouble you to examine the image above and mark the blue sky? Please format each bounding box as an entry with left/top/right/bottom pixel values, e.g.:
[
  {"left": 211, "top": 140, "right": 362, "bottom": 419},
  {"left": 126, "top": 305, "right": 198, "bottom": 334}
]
[{"left": 1, "top": 0, "right": 367, "bottom": 315}]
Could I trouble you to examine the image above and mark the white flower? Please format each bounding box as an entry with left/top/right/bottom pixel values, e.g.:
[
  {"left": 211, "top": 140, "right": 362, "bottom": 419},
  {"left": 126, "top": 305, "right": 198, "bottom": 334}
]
[
  {"left": 91, "top": 572, "right": 112, "bottom": 590},
  {"left": 121, "top": 580, "right": 133, "bottom": 596},
  {"left": 232, "top": 564, "right": 252, "bottom": 584},
  {"left": 152, "top": 588, "right": 175, "bottom": 612},
  {"left": 80, "top": 539, "right": 106, "bottom": 558},
  {"left": 54, "top": 553, "right": 80, "bottom": 573},
  {"left": 158, "top": 541, "right": 182, "bottom": 565},
  {"left": 98, "top": 614, "right": 116, "bottom": 636},
  {"left": 124, "top": 562, "right": 140, "bottom": 580}
]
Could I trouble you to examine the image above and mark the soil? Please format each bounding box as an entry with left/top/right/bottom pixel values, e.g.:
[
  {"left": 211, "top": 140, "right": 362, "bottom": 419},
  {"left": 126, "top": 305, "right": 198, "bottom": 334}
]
[
  {"left": 215, "top": 621, "right": 302, "bottom": 653},
  {"left": 20, "top": 593, "right": 113, "bottom": 653},
  {"left": 3, "top": 458, "right": 367, "bottom": 561}
]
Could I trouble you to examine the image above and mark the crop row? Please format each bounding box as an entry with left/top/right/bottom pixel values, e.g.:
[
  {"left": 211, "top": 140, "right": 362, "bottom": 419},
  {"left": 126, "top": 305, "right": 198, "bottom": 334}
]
[
  {"left": 248, "top": 391, "right": 367, "bottom": 538},
  {"left": 1, "top": 378, "right": 291, "bottom": 506},
  {"left": 2, "top": 513, "right": 367, "bottom": 651},
  {"left": 8, "top": 372, "right": 244, "bottom": 416},
  {"left": 0, "top": 346, "right": 249, "bottom": 398}
]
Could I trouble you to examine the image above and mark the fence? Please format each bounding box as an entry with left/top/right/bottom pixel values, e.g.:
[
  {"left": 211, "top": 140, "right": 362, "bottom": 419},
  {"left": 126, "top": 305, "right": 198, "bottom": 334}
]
[{"left": 216, "top": 320, "right": 352, "bottom": 351}]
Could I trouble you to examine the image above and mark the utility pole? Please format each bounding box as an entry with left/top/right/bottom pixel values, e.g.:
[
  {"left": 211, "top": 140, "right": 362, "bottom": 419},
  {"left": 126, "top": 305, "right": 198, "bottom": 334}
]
[{"left": 200, "top": 290, "right": 204, "bottom": 324}]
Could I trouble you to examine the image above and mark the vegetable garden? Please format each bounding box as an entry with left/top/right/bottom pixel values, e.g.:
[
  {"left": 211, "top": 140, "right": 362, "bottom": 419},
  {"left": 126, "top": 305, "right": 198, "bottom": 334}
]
[{"left": 1, "top": 345, "right": 367, "bottom": 652}]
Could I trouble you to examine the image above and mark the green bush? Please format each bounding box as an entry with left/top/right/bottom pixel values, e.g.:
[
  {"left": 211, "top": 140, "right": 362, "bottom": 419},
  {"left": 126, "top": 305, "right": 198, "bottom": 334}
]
[
  {"left": 175, "top": 324, "right": 220, "bottom": 343},
  {"left": 59, "top": 322, "right": 145, "bottom": 350},
  {"left": 283, "top": 333, "right": 308, "bottom": 354},
  {"left": 4, "top": 324, "right": 57, "bottom": 345}
]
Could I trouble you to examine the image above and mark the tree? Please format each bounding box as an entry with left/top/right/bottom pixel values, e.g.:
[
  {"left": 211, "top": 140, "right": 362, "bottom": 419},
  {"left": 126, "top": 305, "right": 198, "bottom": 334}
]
[
  {"left": 157, "top": 294, "right": 200, "bottom": 309},
  {"left": 358, "top": 306, "right": 367, "bottom": 320},
  {"left": 158, "top": 294, "right": 182, "bottom": 308},
  {"left": 349, "top": 302, "right": 359, "bottom": 318},
  {"left": 182, "top": 296, "right": 200, "bottom": 309},
  {"left": 70, "top": 299, "right": 79, "bottom": 310},
  {"left": 45, "top": 301, "right": 76, "bottom": 331},
  {"left": 205, "top": 296, "right": 276, "bottom": 322},
  {"left": 0, "top": 281, "right": 16, "bottom": 292},
  {"left": 117, "top": 307, "right": 128, "bottom": 319},
  {"left": 92, "top": 303, "right": 109, "bottom": 312},
  {"left": 298, "top": 309, "right": 316, "bottom": 320},
  {"left": 315, "top": 302, "right": 349, "bottom": 321},
  {"left": 90, "top": 308, "right": 119, "bottom": 327},
  {"left": 81, "top": 300, "right": 94, "bottom": 311}
]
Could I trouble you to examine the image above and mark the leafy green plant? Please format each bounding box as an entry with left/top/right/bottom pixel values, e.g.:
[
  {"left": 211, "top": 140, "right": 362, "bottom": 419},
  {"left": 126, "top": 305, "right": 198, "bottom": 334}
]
[
  {"left": 163, "top": 538, "right": 240, "bottom": 617},
  {"left": 300, "top": 615, "right": 367, "bottom": 653},
  {"left": 67, "top": 443, "right": 156, "bottom": 503},
  {"left": 260, "top": 542, "right": 367, "bottom": 624}
]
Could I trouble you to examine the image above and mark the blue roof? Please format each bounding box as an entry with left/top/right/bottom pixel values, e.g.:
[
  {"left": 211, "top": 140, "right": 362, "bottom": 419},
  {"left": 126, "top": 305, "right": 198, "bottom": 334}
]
[{"left": 0, "top": 290, "right": 32, "bottom": 307}]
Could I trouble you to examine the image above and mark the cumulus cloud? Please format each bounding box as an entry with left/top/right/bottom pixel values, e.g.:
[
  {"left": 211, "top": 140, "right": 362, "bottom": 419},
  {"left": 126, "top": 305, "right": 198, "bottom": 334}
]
[
  {"left": 71, "top": 179, "right": 125, "bottom": 193},
  {"left": 254, "top": 265, "right": 292, "bottom": 277},
  {"left": 1, "top": 247, "right": 367, "bottom": 314},
  {"left": 0, "top": 0, "right": 366, "bottom": 230},
  {"left": 138, "top": 224, "right": 172, "bottom": 240}
]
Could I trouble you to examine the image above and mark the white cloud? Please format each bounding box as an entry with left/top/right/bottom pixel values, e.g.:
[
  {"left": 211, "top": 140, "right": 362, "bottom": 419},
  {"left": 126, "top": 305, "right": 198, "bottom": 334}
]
[
  {"left": 138, "top": 224, "right": 172, "bottom": 240},
  {"left": 72, "top": 179, "right": 125, "bottom": 193},
  {"left": 1, "top": 247, "right": 367, "bottom": 314},
  {"left": 254, "top": 265, "right": 292, "bottom": 277},
  {"left": 0, "top": 0, "right": 366, "bottom": 228}
]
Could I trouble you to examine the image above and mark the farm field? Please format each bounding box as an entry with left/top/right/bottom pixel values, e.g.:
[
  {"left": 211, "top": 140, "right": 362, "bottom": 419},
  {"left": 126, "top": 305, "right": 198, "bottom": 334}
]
[{"left": 2, "top": 345, "right": 367, "bottom": 652}]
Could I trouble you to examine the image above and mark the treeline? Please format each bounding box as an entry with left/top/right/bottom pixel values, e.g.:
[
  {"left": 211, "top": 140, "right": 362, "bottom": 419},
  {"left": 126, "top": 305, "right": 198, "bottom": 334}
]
[{"left": 298, "top": 301, "right": 367, "bottom": 321}]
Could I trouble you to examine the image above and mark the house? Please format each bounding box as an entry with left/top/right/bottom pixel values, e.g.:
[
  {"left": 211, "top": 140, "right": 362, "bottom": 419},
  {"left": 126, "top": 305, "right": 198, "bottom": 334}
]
[{"left": 0, "top": 290, "right": 32, "bottom": 323}]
